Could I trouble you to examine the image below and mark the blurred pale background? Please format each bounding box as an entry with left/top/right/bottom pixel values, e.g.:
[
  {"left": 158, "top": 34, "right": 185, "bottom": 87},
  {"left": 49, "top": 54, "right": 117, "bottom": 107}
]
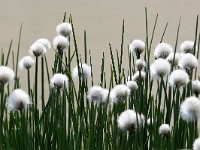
[{"left": 0, "top": 0, "right": 200, "bottom": 86}]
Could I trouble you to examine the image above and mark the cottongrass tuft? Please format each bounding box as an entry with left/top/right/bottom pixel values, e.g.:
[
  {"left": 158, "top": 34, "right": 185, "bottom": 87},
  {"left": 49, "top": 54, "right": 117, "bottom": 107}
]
[
  {"left": 132, "top": 71, "right": 146, "bottom": 81},
  {"left": 56, "top": 23, "right": 72, "bottom": 37},
  {"left": 36, "top": 38, "right": 51, "bottom": 50},
  {"left": 178, "top": 53, "right": 198, "bottom": 70},
  {"left": 180, "top": 96, "right": 200, "bottom": 122},
  {"left": 118, "top": 109, "right": 143, "bottom": 131},
  {"left": 87, "top": 86, "right": 109, "bottom": 105},
  {"left": 192, "top": 80, "right": 200, "bottom": 96},
  {"left": 53, "top": 35, "right": 69, "bottom": 51},
  {"left": 110, "top": 84, "right": 130, "bottom": 103},
  {"left": 50, "top": 73, "right": 68, "bottom": 89},
  {"left": 136, "top": 59, "right": 146, "bottom": 71},
  {"left": 0, "top": 66, "right": 15, "bottom": 85},
  {"left": 129, "top": 40, "right": 145, "bottom": 56},
  {"left": 150, "top": 58, "right": 171, "bottom": 80},
  {"left": 19, "top": 56, "right": 35, "bottom": 70},
  {"left": 159, "top": 124, "right": 170, "bottom": 135},
  {"left": 166, "top": 52, "right": 183, "bottom": 66},
  {"left": 7, "top": 89, "right": 31, "bottom": 111},
  {"left": 169, "top": 69, "right": 189, "bottom": 88},
  {"left": 180, "top": 40, "right": 194, "bottom": 53},
  {"left": 72, "top": 63, "right": 91, "bottom": 79},
  {"left": 193, "top": 138, "right": 200, "bottom": 150},
  {"left": 29, "top": 42, "right": 47, "bottom": 57},
  {"left": 154, "top": 43, "right": 173, "bottom": 59},
  {"left": 147, "top": 118, "right": 153, "bottom": 126},
  {"left": 126, "top": 81, "right": 138, "bottom": 92}
]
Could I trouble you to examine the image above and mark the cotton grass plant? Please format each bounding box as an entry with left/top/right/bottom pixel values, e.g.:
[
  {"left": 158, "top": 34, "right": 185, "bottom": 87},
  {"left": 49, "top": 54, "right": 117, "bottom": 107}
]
[{"left": 1, "top": 9, "right": 200, "bottom": 149}]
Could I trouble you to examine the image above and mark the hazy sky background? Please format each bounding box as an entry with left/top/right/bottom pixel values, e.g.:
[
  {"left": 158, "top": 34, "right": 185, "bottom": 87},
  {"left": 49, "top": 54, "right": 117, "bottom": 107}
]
[{"left": 0, "top": 0, "right": 200, "bottom": 84}]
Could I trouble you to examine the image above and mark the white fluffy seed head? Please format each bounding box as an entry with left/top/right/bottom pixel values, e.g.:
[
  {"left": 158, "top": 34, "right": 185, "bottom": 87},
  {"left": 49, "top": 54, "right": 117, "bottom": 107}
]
[
  {"left": 136, "top": 59, "right": 146, "bottom": 71},
  {"left": 7, "top": 89, "right": 31, "bottom": 111},
  {"left": 118, "top": 109, "right": 143, "bottom": 131},
  {"left": 129, "top": 40, "right": 145, "bottom": 55},
  {"left": 56, "top": 23, "right": 72, "bottom": 37},
  {"left": 50, "top": 73, "right": 68, "bottom": 89},
  {"left": 132, "top": 71, "right": 146, "bottom": 81},
  {"left": 53, "top": 35, "right": 69, "bottom": 51},
  {"left": 166, "top": 52, "right": 184, "bottom": 66},
  {"left": 147, "top": 118, "right": 153, "bottom": 126},
  {"left": 193, "top": 138, "right": 200, "bottom": 150},
  {"left": 126, "top": 81, "right": 138, "bottom": 92},
  {"left": 19, "top": 56, "right": 35, "bottom": 70},
  {"left": 154, "top": 43, "right": 173, "bottom": 59},
  {"left": 87, "top": 86, "right": 109, "bottom": 105},
  {"left": 180, "top": 96, "right": 200, "bottom": 122},
  {"left": 29, "top": 42, "right": 47, "bottom": 57},
  {"left": 180, "top": 40, "right": 194, "bottom": 53},
  {"left": 169, "top": 69, "right": 189, "bottom": 88},
  {"left": 192, "top": 80, "right": 200, "bottom": 96},
  {"left": 159, "top": 124, "right": 170, "bottom": 135},
  {"left": 36, "top": 38, "right": 51, "bottom": 50},
  {"left": 178, "top": 53, "right": 198, "bottom": 70},
  {"left": 110, "top": 84, "right": 130, "bottom": 103},
  {"left": 72, "top": 63, "right": 91, "bottom": 79},
  {"left": 150, "top": 58, "right": 171, "bottom": 80},
  {"left": 0, "top": 66, "right": 15, "bottom": 84}
]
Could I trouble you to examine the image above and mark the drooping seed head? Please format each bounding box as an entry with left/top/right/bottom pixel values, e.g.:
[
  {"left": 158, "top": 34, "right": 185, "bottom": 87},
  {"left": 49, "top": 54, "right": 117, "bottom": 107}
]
[
  {"left": 110, "top": 84, "right": 130, "bottom": 103},
  {"left": 159, "top": 124, "right": 170, "bottom": 135},
  {"left": 36, "top": 38, "right": 51, "bottom": 50},
  {"left": 53, "top": 35, "right": 69, "bottom": 51},
  {"left": 193, "top": 138, "right": 200, "bottom": 150},
  {"left": 7, "top": 89, "right": 31, "bottom": 111},
  {"left": 19, "top": 56, "right": 35, "bottom": 70},
  {"left": 50, "top": 73, "right": 68, "bottom": 89},
  {"left": 126, "top": 81, "right": 138, "bottom": 92},
  {"left": 169, "top": 69, "right": 189, "bottom": 88},
  {"left": 56, "top": 23, "right": 72, "bottom": 37},
  {"left": 192, "top": 80, "right": 200, "bottom": 96},
  {"left": 180, "top": 40, "right": 194, "bottom": 53},
  {"left": 129, "top": 40, "right": 145, "bottom": 55},
  {"left": 0, "top": 66, "right": 15, "bottom": 85},
  {"left": 180, "top": 96, "right": 200, "bottom": 122},
  {"left": 166, "top": 52, "right": 184, "bottom": 66},
  {"left": 135, "top": 59, "right": 146, "bottom": 71},
  {"left": 132, "top": 71, "right": 146, "bottom": 82},
  {"left": 72, "top": 63, "right": 91, "bottom": 79},
  {"left": 178, "top": 53, "right": 198, "bottom": 70},
  {"left": 29, "top": 42, "right": 47, "bottom": 57},
  {"left": 154, "top": 43, "right": 173, "bottom": 59},
  {"left": 150, "top": 58, "right": 171, "bottom": 80}
]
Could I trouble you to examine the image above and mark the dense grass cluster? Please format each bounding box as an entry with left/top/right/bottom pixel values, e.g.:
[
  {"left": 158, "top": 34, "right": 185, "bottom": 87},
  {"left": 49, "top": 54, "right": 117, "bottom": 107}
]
[{"left": 1, "top": 10, "right": 200, "bottom": 149}]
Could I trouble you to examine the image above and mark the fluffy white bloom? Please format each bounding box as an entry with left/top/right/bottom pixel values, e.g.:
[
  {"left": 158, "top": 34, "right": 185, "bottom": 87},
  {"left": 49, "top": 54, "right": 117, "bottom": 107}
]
[
  {"left": 110, "top": 84, "right": 130, "bottom": 103},
  {"left": 36, "top": 38, "right": 51, "bottom": 50},
  {"left": 87, "top": 86, "right": 109, "bottom": 105},
  {"left": 126, "top": 81, "right": 138, "bottom": 92},
  {"left": 136, "top": 59, "right": 146, "bottom": 71},
  {"left": 150, "top": 58, "right": 171, "bottom": 80},
  {"left": 132, "top": 71, "right": 146, "bottom": 81},
  {"left": 193, "top": 138, "right": 200, "bottom": 150},
  {"left": 7, "top": 89, "right": 31, "bottom": 111},
  {"left": 19, "top": 56, "right": 35, "bottom": 70},
  {"left": 159, "top": 124, "right": 170, "bottom": 135},
  {"left": 169, "top": 69, "right": 189, "bottom": 88},
  {"left": 0, "top": 66, "right": 15, "bottom": 84},
  {"left": 56, "top": 23, "right": 72, "bottom": 37},
  {"left": 147, "top": 118, "right": 153, "bottom": 126},
  {"left": 129, "top": 40, "right": 145, "bottom": 55},
  {"left": 154, "top": 43, "right": 173, "bottom": 58},
  {"left": 180, "top": 96, "right": 200, "bottom": 121},
  {"left": 178, "top": 53, "right": 198, "bottom": 70},
  {"left": 29, "top": 42, "right": 47, "bottom": 57},
  {"left": 72, "top": 63, "right": 91, "bottom": 79},
  {"left": 50, "top": 73, "right": 68, "bottom": 89},
  {"left": 166, "top": 52, "right": 184, "bottom": 66},
  {"left": 53, "top": 35, "right": 69, "bottom": 51},
  {"left": 180, "top": 40, "right": 194, "bottom": 53},
  {"left": 192, "top": 80, "right": 200, "bottom": 96},
  {"left": 118, "top": 109, "right": 143, "bottom": 131}
]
